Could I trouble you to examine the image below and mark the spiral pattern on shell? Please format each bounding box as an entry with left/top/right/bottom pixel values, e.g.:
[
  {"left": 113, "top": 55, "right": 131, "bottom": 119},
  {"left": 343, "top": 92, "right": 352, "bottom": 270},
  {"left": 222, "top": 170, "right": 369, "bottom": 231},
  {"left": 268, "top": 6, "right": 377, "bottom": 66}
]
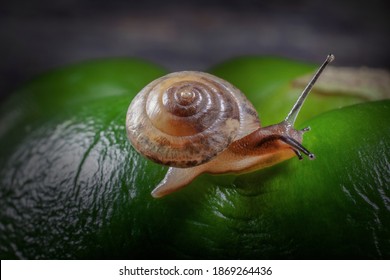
[{"left": 126, "top": 71, "right": 259, "bottom": 168}]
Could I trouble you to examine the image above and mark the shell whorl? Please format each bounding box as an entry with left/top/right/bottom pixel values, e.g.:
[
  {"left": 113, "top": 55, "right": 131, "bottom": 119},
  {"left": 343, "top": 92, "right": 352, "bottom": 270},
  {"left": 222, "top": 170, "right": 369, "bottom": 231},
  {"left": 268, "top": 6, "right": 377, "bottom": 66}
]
[{"left": 126, "top": 71, "right": 260, "bottom": 168}]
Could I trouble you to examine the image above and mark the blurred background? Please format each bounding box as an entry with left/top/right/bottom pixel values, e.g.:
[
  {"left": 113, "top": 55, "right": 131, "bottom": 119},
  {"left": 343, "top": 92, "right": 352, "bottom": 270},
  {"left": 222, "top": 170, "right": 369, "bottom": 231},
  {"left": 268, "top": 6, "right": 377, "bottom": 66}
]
[{"left": 0, "top": 0, "right": 389, "bottom": 98}]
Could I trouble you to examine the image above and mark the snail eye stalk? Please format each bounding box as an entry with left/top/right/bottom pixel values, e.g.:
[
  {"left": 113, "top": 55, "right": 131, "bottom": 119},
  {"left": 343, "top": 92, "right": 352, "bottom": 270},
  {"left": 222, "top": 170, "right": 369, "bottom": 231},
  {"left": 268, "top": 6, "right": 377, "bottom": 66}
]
[{"left": 285, "top": 54, "right": 335, "bottom": 126}]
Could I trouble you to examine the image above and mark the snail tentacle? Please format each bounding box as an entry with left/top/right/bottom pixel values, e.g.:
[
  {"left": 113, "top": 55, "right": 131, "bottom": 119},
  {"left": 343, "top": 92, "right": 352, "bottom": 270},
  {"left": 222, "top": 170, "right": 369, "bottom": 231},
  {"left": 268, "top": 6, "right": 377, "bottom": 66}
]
[
  {"left": 294, "top": 150, "right": 304, "bottom": 160},
  {"left": 278, "top": 135, "right": 315, "bottom": 160}
]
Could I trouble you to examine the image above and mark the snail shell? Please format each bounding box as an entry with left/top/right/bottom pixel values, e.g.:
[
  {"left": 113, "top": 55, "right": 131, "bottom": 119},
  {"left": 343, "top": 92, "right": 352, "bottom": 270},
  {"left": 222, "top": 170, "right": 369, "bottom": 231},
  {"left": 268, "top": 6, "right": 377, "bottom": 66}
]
[{"left": 126, "top": 71, "right": 260, "bottom": 168}]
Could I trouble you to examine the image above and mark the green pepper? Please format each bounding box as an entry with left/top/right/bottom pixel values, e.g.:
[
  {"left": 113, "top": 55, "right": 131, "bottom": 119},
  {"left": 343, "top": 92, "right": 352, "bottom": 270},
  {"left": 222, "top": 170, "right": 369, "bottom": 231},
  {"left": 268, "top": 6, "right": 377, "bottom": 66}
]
[{"left": 0, "top": 57, "right": 389, "bottom": 259}]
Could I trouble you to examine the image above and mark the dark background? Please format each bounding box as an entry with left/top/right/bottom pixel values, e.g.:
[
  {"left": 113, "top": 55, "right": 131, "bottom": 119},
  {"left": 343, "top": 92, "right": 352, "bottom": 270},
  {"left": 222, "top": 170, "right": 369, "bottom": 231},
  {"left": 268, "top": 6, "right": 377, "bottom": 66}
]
[{"left": 0, "top": 0, "right": 389, "bottom": 98}]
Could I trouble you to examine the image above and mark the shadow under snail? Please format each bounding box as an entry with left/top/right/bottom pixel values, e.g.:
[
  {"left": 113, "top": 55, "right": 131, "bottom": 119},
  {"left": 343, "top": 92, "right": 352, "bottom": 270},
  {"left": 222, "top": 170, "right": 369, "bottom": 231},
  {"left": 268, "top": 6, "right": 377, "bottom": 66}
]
[{"left": 126, "top": 54, "right": 335, "bottom": 198}]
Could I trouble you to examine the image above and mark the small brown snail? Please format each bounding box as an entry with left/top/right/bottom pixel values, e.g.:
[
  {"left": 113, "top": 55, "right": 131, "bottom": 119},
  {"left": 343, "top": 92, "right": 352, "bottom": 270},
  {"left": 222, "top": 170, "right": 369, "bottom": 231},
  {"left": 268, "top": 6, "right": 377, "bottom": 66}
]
[{"left": 126, "top": 54, "right": 334, "bottom": 198}]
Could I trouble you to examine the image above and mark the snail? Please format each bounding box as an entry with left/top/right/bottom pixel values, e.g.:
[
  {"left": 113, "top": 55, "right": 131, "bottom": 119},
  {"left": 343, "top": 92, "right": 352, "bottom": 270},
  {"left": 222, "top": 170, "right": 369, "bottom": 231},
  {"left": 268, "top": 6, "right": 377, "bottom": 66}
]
[{"left": 126, "top": 54, "right": 335, "bottom": 198}]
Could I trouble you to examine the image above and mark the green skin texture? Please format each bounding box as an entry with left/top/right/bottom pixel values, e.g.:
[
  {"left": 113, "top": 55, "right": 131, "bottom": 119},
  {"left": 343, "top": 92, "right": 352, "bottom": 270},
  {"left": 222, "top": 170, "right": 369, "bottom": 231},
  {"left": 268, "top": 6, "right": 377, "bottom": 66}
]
[{"left": 0, "top": 58, "right": 389, "bottom": 259}]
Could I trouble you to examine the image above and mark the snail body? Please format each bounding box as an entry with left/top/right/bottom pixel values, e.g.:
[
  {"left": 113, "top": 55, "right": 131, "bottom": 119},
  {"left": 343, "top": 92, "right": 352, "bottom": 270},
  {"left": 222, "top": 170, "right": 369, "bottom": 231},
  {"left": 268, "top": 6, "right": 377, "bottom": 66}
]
[{"left": 126, "top": 55, "right": 334, "bottom": 198}]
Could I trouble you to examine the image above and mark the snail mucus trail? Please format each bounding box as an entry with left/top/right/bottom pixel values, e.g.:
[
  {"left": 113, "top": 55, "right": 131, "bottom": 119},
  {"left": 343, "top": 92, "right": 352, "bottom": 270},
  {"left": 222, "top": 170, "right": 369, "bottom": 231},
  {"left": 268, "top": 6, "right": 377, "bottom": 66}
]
[{"left": 126, "top": 54, "right": 335, "bottom": 198}]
